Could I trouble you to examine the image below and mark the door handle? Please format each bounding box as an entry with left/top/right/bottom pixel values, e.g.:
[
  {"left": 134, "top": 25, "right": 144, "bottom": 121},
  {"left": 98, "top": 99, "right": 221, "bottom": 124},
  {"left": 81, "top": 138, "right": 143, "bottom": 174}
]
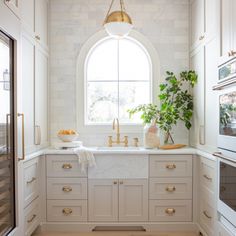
[{"left": 17, "top": 113, "right": 25, "bottom": 161}]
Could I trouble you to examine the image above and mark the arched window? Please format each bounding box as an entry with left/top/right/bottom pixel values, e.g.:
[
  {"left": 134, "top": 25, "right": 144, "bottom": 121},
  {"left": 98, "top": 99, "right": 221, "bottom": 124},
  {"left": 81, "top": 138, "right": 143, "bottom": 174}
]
[{"left": 85, "top": 36, "right": 152, "bottom": 124}]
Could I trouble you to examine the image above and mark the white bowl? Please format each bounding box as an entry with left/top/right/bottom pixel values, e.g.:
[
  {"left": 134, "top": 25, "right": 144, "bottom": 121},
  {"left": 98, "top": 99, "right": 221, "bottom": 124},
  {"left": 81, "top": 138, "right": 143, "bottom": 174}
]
[{"left": 57, "top": 134, "right": 78, "bottom": 142}]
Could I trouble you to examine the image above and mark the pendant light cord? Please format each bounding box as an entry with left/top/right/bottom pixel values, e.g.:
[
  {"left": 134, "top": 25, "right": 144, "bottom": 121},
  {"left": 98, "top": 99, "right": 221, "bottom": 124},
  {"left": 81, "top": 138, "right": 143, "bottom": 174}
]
[{"left": 103, "top": 0, "right": 115, "bottom": 25}]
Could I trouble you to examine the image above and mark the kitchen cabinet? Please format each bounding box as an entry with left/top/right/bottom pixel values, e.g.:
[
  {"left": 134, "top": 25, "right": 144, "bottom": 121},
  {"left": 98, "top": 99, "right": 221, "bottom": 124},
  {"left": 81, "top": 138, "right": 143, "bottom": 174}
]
[
  {"left": 21, "top": 0, "right": 48, "bottom": 49},
  {"left": 190, "top": 0, "right": 217, "bottom": 51},
  {"left": 220, "top": 0, "right": 236, "bottom": 60},
  {"left": 35, "top": 46, "right": 48, "bottom": 147},
  {"left": 198, "top": 156, "right": 217, "bottom": 236},
  {"left": 4, "top": 0, "right": 21, "bottom": 18},
  {"left": 88, "top": 179, "right": 148, "bottom": 222}
]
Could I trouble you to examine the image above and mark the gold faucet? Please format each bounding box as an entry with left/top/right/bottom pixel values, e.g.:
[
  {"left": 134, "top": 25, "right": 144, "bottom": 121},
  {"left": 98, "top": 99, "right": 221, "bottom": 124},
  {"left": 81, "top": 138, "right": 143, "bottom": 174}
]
[{"left": 108, "top": 118, "right": 128, "bottom": 147}]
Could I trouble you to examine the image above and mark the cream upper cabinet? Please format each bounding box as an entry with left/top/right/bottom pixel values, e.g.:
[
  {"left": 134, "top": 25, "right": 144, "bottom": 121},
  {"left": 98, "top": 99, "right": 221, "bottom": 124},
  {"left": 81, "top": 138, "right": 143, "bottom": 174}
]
[
  {"left": 35, "top": 46, "right": 48, "bottom": 148},
  {"left": 4, "top": 0, "right": 21, "bottom": 18},
  {"left": 119, "top": 179, "right": 148, "bottom": 222},
  {"left": 35, "top": 0, "right": 48, "bottom": 48},
  {"left": 190, "top": 0, "right": 217, "bottom": 51},
  {"left": 190, "top": 0, "right": 205, "bottom": 49},
  {"left": 190, "top": 46, "right": 205, "bottom": 146},
  {"left": 220, "top": 0, "right": 236, "bottom": 59},
  {"left": 21, "top": 32, "right": 35, "bottom": 154},
  {"left": 21, "top": 0, "right": 34, "bottom": 33}
]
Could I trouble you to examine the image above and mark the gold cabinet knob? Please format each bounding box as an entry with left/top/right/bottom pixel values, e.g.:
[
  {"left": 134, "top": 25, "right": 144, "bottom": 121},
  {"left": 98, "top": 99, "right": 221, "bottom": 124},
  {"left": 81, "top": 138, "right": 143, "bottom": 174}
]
[
  {"left": 62, "top": 186, "right": 72, "bottom": 192},
  {"left": 113, "top": 181, "right": 118, "bottom": 185},
  {"left": 166, "top": 164, "right": 176, "bottom": 169},
  {"left": 199, "top": 35, "right": 205, "bottom": 41},
  {"left": 228, "top": 50, "right": 236, "bottom": 57},
  {"left": 35, "top": 35, "right": 41, "bottom": 40},
  {"left": 165, "top": 186, "right": 176, "bottom": 192},
  {"left": 62, "top": 163, "right": 72, "bottom": 169},
  {"left": 62, "top": 208, "right": 73, "bottom": 216},
  {"left": 119, "top": 181, "right": 123, "bottom": 185},
  {"left": 165, "top": 208, "right": 176, "bottom": 215}
]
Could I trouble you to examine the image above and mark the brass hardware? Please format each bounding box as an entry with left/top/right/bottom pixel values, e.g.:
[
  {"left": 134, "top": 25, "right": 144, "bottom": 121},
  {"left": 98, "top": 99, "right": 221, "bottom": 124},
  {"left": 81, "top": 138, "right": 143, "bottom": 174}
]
[
  {"left": 62, "top": 186, "right": 72, "bottom": 192},
  {"left": 165, "top": 208, "right": 176, "bottom": 215},
  {"left": 62, "top": 163, "right": 72, "bottom": 169},
  {"left": 27, "top": 214, "right": 36, "bottom": 223},
  {"left": 199, "top": 35, "right": 205, "bottom": 41},
  {"left": 62, "top": 208, "right": 73, "bottom": 216},
  {"left": 203, "top": 210, "right": 212, "bottom": 219},
  {"left": 108, "top": 118, "right": 129, "bottom": 147},
  {"left": 113, "top": 181, "right": 118, "bottom": 185},
  {"left": 35, "top": 125, "right": 41, "bottom": 145},
  {"left": 35, "top": 35, "right": 41, "bottom": 40},
  {"left": 165, "top": 186, "right": 176, "bottom": 192},
  {"left": 119, "top": 181, "right": 123, "bottom": 184},
  {"left": 203, "top": 174, "right": 212, "bottom": 181},
  {"left": 133, "top": 138, "right": 139, "bottom": 147},
  {"left": 228, "top": 51, "right": 232, "bottom": 57},
  {"left": 228, "top": 50, "right": 236, "bottom": 57},
  {"left": 18, "top": 113, "right": 25, "bottom": 161},
  {"left": 27, "top": 177, "right": 36, "bottom": 184},
  {"left": 166, "top": 164, "right": 176, "bottom": 169},
  {"left": 103, "top": 0, "right": 132, "bottom": 25}
]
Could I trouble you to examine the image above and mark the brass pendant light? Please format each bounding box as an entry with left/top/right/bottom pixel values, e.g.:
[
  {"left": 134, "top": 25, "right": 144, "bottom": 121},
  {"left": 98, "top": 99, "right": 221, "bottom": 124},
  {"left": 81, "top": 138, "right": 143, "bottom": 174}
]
[{"left": 103, "top": 0, "right": 133, "bottom": 37}]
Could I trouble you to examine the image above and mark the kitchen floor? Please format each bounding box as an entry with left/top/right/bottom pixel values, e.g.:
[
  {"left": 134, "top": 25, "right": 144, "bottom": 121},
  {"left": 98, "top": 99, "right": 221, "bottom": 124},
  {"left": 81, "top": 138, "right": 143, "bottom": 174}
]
[{"left": 33, "top": 231, "right": 197, "bottom": 236}]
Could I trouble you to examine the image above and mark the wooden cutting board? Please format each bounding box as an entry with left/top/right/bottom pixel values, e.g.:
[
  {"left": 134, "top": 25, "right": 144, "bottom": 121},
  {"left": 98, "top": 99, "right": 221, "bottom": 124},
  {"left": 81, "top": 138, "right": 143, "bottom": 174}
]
[{"left": 159, "top": 144, "right": 186, "bottom": 150}]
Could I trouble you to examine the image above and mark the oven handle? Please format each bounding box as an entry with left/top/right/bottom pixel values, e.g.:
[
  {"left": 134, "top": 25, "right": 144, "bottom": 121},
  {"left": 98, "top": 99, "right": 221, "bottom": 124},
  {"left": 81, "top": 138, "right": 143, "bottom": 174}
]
[{"left": 213, "top": 152, "right": 236, "bottom": 163}]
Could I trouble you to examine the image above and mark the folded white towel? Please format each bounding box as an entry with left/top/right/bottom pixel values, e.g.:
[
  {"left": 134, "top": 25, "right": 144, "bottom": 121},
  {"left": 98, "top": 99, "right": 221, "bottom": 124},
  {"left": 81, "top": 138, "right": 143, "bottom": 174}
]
[{"left": 73, "top": 147, "right": 96, "bottom": 172}]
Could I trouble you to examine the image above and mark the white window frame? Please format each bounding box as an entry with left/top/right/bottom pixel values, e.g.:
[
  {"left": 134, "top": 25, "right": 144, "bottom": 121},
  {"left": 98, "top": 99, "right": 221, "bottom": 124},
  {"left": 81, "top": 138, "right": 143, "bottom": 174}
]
[{"left": 76, "top": 30, "right": 160, "bottom": 134}]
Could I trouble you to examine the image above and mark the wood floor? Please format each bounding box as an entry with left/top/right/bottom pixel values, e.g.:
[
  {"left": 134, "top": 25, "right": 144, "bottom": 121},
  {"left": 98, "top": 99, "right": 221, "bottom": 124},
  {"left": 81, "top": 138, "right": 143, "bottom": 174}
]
[{"left": 33, "top": 231, "right": 197, "bottom": 236}]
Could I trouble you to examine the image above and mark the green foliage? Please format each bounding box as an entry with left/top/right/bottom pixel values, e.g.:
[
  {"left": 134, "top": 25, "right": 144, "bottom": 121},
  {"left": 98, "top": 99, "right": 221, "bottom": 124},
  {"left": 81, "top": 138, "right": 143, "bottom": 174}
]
[{"left": 128, "top": 70, "right": 198, "bottom": 134}]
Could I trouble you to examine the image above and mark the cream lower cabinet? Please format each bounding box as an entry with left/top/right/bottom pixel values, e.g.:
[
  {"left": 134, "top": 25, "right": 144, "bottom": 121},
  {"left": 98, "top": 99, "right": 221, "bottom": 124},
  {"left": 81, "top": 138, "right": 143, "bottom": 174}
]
[{"left": 88, "top": 179, "right": 148, "bottom": 222}]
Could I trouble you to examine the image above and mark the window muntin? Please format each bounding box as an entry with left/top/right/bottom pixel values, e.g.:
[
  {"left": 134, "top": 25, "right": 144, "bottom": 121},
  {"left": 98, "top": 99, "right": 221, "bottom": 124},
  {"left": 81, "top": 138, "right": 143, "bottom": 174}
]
[{"left": 85, "top": 37, "right": 151, "bottom": 124}]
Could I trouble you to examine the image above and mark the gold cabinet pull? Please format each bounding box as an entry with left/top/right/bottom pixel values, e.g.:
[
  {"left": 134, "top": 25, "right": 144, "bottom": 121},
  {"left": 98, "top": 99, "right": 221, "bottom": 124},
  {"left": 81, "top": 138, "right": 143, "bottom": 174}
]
[
  {"left": 203, "top": 174, "right": 212, "bottom": 181},
  {"left": 199, "top": 35, "right": 205, "bottom": 40},
  {"left": 113, "top": 181, "right": 118, "bottom": 185},
  {"left": 35, "top": 35, "right": 41, "bottom": 40},
  {"left": 27, "top": 214, "right": 36, "bottom": 223},
  {"left": 166, "top": 164, "right": 176, "bottom": 169},
  {"left": 17, "top": 113, "right": 25, "bottom": 161},
  {"left": 119, "top": 181, "right": 124, "bottom": 185},
  {"left": 165, "top": 186, "right": 176, "bottom": 192},
  {"left": 27, "top": 177, "right": 36, "bottom": 184},
  {"left": 62, "top": 208, "right": 73, "bottom": 216},
  {"left": 165, "top": 208, "right": 176, "bottom": 215},
  {"left": 62, "top": 164, "right": 72, "bottom": 169},
  {"left": 203, "top": 210, "right": 212, "bottom": 219},
  {"left": 62, "top": 186, "right": 72, "bottom": 192}
]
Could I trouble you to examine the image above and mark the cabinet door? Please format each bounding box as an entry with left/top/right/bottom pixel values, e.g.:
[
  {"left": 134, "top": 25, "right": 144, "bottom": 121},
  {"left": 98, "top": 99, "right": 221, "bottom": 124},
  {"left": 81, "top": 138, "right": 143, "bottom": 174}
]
[
  {"left": 21, "top": 0, "right": 34, "bottom": 33},
  {"left": 190, "top": 0, "right": 204, "bottom": 49},
  {"left": 119, "top": 179, "right": 148, "bottom": 222},
  {"left": 221, "top": 0, "right": 233, "bottom": 59},
  {"left": 88, "top": 179, "right": 118, "bottom": 222},
  {"left": 205, "top": 0, "right": 217, "bottom": 40},
  {"left": 190, "top": 46, "right": 205, "bottom": 146},
  {"left": 4, "top": 0, "right": 20, "bottom": 18},
  {"left": 21, "top": 32, "right": 35, "bottom": 154},
  {"left": 35, "top": 0, "right": 48, "bottom": 48},
  {"left": 35, "top": 46, "right": 48, "bottom": 147}
]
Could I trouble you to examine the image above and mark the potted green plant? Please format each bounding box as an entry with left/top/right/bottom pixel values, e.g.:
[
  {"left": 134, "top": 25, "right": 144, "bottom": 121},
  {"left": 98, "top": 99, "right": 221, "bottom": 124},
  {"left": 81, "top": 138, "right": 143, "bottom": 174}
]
[{"left": 128, "top": 70, "right": 198, "bottom": 145}]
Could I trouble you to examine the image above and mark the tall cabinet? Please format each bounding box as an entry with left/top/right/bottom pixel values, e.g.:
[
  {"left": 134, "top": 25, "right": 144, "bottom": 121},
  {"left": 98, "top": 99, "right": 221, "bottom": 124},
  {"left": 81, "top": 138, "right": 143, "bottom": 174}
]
[{"left": 21, "top": 0, "right": 49, "bottom": 154}]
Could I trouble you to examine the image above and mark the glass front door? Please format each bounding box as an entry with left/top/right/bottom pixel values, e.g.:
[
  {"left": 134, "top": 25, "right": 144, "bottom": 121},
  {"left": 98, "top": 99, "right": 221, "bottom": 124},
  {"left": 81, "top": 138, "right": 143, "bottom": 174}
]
[{"left": 0, "top": 31, "right": 15, "bottom": 235}]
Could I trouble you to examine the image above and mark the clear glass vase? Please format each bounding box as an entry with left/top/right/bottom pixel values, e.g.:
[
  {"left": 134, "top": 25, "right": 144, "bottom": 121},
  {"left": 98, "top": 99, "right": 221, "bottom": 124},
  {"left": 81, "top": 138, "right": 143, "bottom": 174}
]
[
  {"left": 143, "top": 123, "right": 160, "bottom": 149},
  {"left": 163, "top": 130, "right": 174, "bottom": 145}
]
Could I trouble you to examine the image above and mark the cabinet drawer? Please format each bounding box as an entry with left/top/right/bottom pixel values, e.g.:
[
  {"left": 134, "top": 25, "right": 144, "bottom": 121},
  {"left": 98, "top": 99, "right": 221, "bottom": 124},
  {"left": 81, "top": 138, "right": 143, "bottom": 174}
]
[
  {"left": 200, "top": 157, "right": 215, "bottom": 192},
  {"left": 149, "top": 155, "right": 192, "bottom": 177},
  {"left": 47, "top": 178, "right": 87, "bottom": 200},
  {"left": 47, "top": 200, "right": 87, "bottom": 222},
  {"left": 149, "top": 200, "right": 192, "bottom": 222},
  {"left": 200, "top": 197, "right": 215, "bottom": 236},
  {"left": 149, "top": 178, "right": 192, "bottom": 200},
  {"left": 46, "top": 155, "right": 87, "bottom": 177},
  {"left": 24, "top": 158, "right": 39, "bottom": 208},
  {"left": 24, "top": 197, "right": 40, "bottom": 236}
]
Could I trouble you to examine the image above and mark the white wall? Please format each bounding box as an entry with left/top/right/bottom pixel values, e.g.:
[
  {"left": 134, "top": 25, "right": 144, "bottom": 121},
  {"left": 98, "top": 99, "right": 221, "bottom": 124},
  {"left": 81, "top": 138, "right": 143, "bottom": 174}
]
[{"left": 49, "top": 0, "right": 190, "bottom": 146}]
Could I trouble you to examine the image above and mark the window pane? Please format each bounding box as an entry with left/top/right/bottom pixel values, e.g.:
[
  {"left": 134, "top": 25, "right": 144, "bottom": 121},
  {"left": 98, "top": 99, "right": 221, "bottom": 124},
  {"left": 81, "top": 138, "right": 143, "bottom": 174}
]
[
  {"left": 87, "top": 39, "right": 118, "bottom": 81},
  {"left": 119, "top": 82, "right": 150, "bottom": 123},
  {"left": 87, "top": 82, "right": 118, "bottom": 123},
  {"left": 119, "top": 39, "right": 150, "bottom": 81}
]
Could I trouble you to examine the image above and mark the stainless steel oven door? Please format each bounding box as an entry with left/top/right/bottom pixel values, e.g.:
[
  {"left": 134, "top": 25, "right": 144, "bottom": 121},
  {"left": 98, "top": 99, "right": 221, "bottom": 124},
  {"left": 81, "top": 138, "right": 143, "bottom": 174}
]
[{"left": 218, "top": 157, "right": 236, "bottom": 227}]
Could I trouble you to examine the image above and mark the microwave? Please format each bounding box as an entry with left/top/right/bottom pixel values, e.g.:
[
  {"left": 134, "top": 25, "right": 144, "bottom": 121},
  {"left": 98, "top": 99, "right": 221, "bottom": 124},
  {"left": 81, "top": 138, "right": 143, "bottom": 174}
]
[{"left": 218, "top": 86, "right": 236, "bottom": 153}]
